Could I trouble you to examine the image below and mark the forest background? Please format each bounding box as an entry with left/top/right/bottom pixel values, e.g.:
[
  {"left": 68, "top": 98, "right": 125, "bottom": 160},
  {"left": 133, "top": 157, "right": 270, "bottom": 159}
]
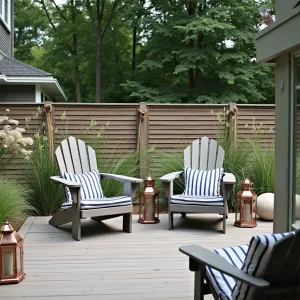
[{"left": 14, "top": 0, "right": 275, "bottom": 104}]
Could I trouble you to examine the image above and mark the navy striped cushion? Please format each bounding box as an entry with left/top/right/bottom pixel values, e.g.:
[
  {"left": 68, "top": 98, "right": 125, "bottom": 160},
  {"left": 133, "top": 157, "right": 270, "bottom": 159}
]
[
  {"left": 171, "top": 194, "right": 223, "bottom": 206},
  {"left": 206, "top": 244, "right": 249, "bottom": 300},
  {"left": 61, "top": 169, "right": 104, "bottom": 202},
  {"left": 61, "top": 196, "right": 131, "bottom": 209},
  {"left": 183, "top": 167, "right": 223, "bottom": 196},
  {"left": 232, "top": 232, "right": 294, "bottom": 300}
]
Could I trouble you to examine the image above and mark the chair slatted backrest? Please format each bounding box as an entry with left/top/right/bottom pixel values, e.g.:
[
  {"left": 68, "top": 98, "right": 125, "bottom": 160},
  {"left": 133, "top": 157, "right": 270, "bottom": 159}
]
[
  {"left": 55, "top": 136, "right": 97, "bottom": 175},
  {"left": 264, "top": 229, "right": 300, "bottom": 284},
  {"left": 184, "top": 137, "right": 225, "bottom": 170}
]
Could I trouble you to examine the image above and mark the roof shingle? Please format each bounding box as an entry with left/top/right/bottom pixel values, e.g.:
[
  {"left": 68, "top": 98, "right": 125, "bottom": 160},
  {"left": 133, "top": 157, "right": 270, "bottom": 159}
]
[{"left": 0, "top": 56, "right": 52, "bottom": 77}]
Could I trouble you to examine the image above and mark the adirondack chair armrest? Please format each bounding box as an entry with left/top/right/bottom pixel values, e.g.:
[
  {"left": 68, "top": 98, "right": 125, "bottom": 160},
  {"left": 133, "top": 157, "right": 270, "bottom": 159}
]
[
  {"left": 179, "top": 245, "right": 270, "bottom": 289},
  {"left": 50, "top": 176, "right": 82, "bottom": 188},
  {"left": 160, "top": 171, "right": 184, "bottom": 182},
  {"left": 222, "top": 172, "right": 236, "bottom": 184},
  {"left": 100, "top": 173, "right": 143, "bottom": 183}
]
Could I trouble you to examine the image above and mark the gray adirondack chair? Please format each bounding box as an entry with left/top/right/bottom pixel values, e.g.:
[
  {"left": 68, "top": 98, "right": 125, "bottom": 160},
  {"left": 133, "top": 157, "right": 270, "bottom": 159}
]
[
  {"left": 49, "top": 136, "right": 143, "bottom": 241},
  {"left": 160, "top": 137, "right": 235, "bottom": 233},
  {"left": 180, "top": 229, "right": 300, "bottom": 300}
]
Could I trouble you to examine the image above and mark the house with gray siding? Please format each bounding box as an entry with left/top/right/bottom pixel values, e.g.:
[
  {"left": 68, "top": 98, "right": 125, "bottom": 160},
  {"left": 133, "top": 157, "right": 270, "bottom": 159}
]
[
  {"left": 0, "top": 0, "right": 66, "bottom": 102},
  {"left": 256, "top": 0, "right": 300, "bottom": 232}
]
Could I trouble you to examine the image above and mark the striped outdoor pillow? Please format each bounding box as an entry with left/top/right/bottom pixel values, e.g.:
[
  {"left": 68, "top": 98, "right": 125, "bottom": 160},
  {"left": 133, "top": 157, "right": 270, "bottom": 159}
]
[
  {"left": 232, "top": 232, "right": 294, "bottom": 300},
  {"left": 61, "top": 169, "right": 104, "bottom": 202},
  {"left": 183, "top": 167, "right": 223, "bottom": 196}
]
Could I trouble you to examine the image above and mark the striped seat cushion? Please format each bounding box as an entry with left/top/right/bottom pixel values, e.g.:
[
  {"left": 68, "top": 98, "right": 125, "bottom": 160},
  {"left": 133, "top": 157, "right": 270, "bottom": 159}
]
[
  {"left": 61, "top": 196, "right": 132, "bottom": 209},
  {"left": 171, "top": 194, "right": 223, "bottom": 206},
  {"left": 232, "top": 232, "right": 294, "bottom": 300},
  {"left": 206, "top": 244, "right": 249, "bottom": 300},
  {"left": 61, "top": 169, "right": 104, "bottom": 202},
  {"left": 183, "top": 167, "right": 223, "bottom": 196}
]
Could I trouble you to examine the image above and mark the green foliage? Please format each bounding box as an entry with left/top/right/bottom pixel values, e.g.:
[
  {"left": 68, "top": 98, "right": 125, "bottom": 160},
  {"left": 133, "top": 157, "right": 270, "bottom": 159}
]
[
  {"left": 14, "top": 0, "right": 275, "bottom": 104},
  {"left": 14, "top": 0, "right": 48, "bottom": 62},
  {"left": 0, "top": 178, "right": 32, "bottom": 227},
  {"left": 25, "top": 135, "right": 65, "bottom": 216},
  {"left": 123, "top": 0, "right": 275, "bottom": 104}
]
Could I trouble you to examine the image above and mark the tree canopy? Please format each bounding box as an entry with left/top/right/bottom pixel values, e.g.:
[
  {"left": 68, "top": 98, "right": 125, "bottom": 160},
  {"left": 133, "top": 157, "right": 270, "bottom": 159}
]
[{"left": 14, "top": 0, "right": 275, "bottom": 104}]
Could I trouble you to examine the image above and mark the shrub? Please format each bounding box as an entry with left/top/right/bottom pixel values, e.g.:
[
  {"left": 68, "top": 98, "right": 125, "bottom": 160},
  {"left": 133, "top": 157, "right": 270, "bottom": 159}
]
[
  {"left": 25, "top": 134, "right": 65, "bottom": 216},
  {"left": 0, "top": 178, "right": 32, "bottom": 227}
]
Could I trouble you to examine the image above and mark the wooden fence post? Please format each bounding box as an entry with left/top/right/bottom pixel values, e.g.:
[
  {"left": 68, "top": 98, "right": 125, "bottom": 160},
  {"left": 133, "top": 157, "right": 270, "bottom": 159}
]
[
  {"left": 227, "top": 103, "right": 238, "bottom": 146},
  {"left": 137, "top": 102, "right": 149, "bottom": 178},
  {"left": 43, "top": 102, "right": 54, "bottom": 163}
]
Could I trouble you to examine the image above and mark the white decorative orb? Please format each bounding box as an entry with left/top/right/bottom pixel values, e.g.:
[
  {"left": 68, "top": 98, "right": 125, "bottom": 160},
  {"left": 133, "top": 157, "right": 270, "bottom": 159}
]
[
  {"left": 256, "top": 193, "right": 274, "bottom": 221},
  {"left": 296, "top": 195, "right": 300, "bottom": 218}
]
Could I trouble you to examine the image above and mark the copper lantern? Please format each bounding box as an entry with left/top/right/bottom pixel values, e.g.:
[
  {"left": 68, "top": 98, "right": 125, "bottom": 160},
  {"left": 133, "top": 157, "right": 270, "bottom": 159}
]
[
  {"left": 138, "top": 173, "right": 160, "bottom": 224},
  {"left": 0, "top": 220, "right": 25, "bottom": 284},
  {"left": 234, "top": 177, "right": 257, "bottom": 228}
]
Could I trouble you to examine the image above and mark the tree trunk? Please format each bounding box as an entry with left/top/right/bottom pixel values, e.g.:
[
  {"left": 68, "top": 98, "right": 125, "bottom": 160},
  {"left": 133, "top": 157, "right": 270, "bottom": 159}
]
[
  {"left": 72, "top": 32, "right": 81, "bottom": 103},
  {"left": 95, "top": 35, "right": 102, "bottom": 103},
  {"left": 131, "top": 0, "right": 145, "bottom": 79},
  {"left": 71, "top": 0, "right": 81, "bottom": 103},
  {"left": 189, "top": 69, "right": 195, "bottom": 89},
  {"left": 132, "top": 26, "right": 137, "bottom": 76},
  {"left": 188, "top": 40, "right": 195, "bottom": 89},
  {"left": 195, "top": 32, "right": 204, "bottom": 89},
  {"left": 187, "top": 0, "right": 196, "bottom": 89},
  {"left": 75, "top": 66, "right": 81, "bottom": 103}
]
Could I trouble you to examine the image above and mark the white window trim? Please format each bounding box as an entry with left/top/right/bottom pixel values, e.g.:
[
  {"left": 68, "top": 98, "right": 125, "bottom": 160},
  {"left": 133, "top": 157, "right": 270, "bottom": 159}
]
[{"left": 0, "top": 0, "right": 11, "bottom": 32}]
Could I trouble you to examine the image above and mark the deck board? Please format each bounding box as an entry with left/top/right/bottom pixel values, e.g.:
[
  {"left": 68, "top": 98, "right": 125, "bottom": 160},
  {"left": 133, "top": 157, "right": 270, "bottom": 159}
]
[{"left": 2, "top": 214, "right": 272, "bottom": 299}]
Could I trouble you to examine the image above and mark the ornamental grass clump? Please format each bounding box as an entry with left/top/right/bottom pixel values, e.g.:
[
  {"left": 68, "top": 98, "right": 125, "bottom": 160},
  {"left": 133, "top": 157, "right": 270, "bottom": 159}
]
[
  {"left": 25, "top": 133, "right": 65, "bottom": 216},
  {"left": 0, "top": 111, "right": 33, "bottom": 158},
  {"left": 0, "top": 178, "right": 33, "bottom": 227},
  {"left": 152, "top": 149, "right": 185, "bottom": 210},
  {"left": 0, "top": 110, "right": 33, "bottom": 172}
]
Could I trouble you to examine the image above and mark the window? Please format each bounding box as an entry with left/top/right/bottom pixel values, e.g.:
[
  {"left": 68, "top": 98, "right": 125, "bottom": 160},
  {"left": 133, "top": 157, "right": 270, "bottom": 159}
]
[{"left": 0, "top": 0, "right": 10, "bottom": 30}]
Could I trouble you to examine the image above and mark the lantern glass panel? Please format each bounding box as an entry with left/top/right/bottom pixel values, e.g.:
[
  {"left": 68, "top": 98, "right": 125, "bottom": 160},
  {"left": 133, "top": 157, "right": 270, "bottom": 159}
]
[
  {"left": 244, "top": 202, "right": 251, "bottom": 223},
  {"left": 3, "top": 249, "right": 14, "bottom": 276},
  {"left": 17, "top": 247, "right": 22, "bottom": 273},
  {"left": 145, "top": 195, "right": 153, "bottom": 220}
]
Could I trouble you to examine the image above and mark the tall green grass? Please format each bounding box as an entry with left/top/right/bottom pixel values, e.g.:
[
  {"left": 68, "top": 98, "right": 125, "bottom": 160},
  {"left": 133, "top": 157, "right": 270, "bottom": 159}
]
[
  {"left": 0, "top": 147, "right": 10, "bottom": 175},
  {"left": 25, "top": 135, "right": 65, "bottom": 216},
  {"left": 151, "top": 149, "right": 185, "bottom": 210},
  {"left": 97, "top": 148, "right": 142, "bottom": 197},
  {"left": 0, "top": 178, "right": 32, "bottom": 227},
  {"left": 217, "top": 137, "right": 252, "bottom": 208},
  {"left": 247, "top": 140, "right": 275, "bottom": 195}
]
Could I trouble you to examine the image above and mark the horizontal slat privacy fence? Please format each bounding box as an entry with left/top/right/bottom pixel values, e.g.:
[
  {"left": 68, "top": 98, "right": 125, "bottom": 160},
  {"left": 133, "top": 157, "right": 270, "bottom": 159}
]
[
  {"left": 148, "top": 104, "right": 227, "bottom": 151},
  {"left": 0, "top": 103, "right": 275, "bottom": 182},
  {"left": 237, "top": 105, "right": 275, "bottom": 147}
]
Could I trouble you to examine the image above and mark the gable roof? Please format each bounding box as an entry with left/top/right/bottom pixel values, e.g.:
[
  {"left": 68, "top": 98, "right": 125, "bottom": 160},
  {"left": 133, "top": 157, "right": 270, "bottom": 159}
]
[{"left": 0, "top": 56, "right": 52, "bottom": 77}]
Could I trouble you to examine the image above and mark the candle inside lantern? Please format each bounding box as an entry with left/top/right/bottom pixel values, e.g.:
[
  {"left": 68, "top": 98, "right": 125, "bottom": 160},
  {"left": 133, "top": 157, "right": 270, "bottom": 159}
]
[
  {"left": 3, "top": 249, "right": 14, "bottom": 276},
  {"left": 244, "top": 204, "right": 250, "bottom": 223}
]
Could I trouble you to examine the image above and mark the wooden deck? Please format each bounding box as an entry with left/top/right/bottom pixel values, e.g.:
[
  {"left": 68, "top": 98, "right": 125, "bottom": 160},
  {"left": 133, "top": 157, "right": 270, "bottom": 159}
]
[{"left": 2, "top": 214, "right": 273, "bottom": 300}]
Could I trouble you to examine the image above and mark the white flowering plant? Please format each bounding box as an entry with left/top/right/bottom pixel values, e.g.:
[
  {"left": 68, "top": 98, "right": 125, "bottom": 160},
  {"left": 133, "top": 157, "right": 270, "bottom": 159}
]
[{"left": 0, "top": 110, "right": 34, "bottom": 167}]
